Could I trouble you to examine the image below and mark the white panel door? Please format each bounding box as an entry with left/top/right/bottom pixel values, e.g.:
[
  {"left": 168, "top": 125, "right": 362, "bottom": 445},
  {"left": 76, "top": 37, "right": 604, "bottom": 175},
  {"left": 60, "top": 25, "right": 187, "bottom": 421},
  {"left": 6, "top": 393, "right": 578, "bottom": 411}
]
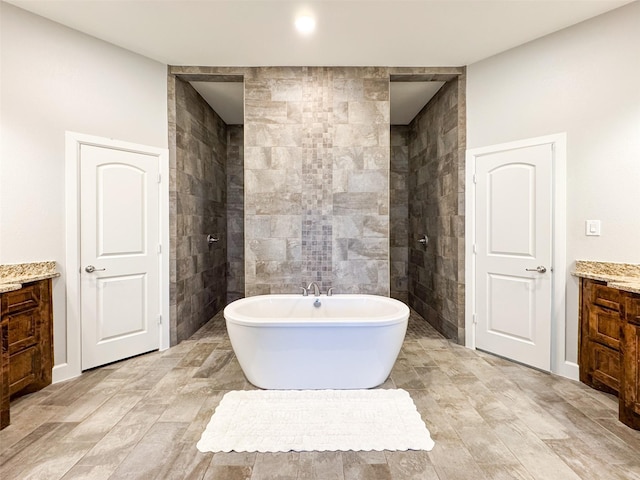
[
  {"left": 80, "top": 144, "right": 160, "bottom": 369},
  {"left": 475, "top": 143, "right": 552, "bottom": 371}
]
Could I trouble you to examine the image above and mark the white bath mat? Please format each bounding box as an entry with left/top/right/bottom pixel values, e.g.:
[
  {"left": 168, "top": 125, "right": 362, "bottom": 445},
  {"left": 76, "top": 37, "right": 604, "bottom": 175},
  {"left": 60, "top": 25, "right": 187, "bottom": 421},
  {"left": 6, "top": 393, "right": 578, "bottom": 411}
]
[{"left": 196, "top": 389, "right": 434, "bottom": 453}]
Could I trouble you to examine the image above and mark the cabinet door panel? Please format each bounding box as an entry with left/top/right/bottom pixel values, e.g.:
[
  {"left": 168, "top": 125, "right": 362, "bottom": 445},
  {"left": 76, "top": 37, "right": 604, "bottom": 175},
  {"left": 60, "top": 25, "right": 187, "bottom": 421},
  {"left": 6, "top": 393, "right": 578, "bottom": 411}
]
[
  {"left": 620, "top": 321, "right": 640, "bottom": 429},
  {"left": 626, "top": 295, "right": 640, "bottom": 326},
  {"left": 589, "top": 341, "right": 620, "bottom": 392},
  {"left": 621, "top": 292, "right": 640, "bottom": 429},
  {"left": 588, "top": 306, "right": 622, "bottom": 350},
  {"left": 8, "top": 346, "right": 38, "bottom": 396}
]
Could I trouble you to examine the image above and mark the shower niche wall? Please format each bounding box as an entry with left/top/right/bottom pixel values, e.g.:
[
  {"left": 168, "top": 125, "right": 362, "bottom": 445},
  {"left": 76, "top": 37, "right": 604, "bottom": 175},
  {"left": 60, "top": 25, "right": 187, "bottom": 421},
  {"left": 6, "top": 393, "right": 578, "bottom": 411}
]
[
  {"left": 390, "top": 75, "right": 466, "bottom": 342},
  {"left": 168, "top": 67, "right": 465, "bottom": 346}
]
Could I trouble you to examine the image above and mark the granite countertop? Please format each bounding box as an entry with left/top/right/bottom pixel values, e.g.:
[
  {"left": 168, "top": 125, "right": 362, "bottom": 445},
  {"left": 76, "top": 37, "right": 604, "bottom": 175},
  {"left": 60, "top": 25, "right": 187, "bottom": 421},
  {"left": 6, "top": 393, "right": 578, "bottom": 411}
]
[
  {"left": 572, "top": 260, "right": 640, "bottom": 294},
  {"left": 0, "top": 261, "right": 60, "bottom": 294}
]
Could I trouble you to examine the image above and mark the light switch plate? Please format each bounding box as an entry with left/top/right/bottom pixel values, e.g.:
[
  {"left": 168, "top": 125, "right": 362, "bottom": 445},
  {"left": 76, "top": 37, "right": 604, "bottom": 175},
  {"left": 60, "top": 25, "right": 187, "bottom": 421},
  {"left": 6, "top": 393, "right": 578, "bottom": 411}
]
[{"left": 585, "top": 220, "right": 601, "bottom": 236}]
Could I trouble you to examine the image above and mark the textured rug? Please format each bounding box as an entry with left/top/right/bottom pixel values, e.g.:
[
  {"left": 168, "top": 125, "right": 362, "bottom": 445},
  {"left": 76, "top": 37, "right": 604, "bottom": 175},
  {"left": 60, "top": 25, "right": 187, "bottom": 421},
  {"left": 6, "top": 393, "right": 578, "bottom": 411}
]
[{"left": 196, "top": 389, "right": 434, "bottom": 453}]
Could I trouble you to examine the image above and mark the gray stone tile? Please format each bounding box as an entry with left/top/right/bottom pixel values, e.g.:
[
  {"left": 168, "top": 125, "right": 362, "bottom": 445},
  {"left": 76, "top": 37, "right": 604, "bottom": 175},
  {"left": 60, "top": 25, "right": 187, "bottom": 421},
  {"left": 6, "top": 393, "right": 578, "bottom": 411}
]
[
  {"left": 343, "top": 463, "right": 393, "bottom": 480},
  {"left": 203, "top": 465, "right": 253, "bottom": 480},
  {"left": 61, "top": 392, "right": 144, "bottom": 443},
  {"left": 492, "top": 421, "right": 582, "bottom": 480},
  {"left": 75, "top": 404, "right": 164, "bottom": 468},
  {"left": 108, "top": 422, "right": 189, "bottom": 480},
  {"left": 3, "top": 308, "right": 637, "bottom": 480},
  {"left": 0, "top": 422, "right": 79, "bottom": 477},
  {"left": 478, "top": 463, "right": 535, "bottom": 480},
  {"left": 155, "top": 441, "right": 214, "bottom": 480},
  {"left": 59, "top": 465, "right": 114, "bottom": 480},
  {"left": 384, "top": 451, "right": 437, "bottom": 480},
  {"left": 297, "top": 451, "right": 344, "bottom": 480},
  {"left": 15, "top": 441, "right": 94, "bottom": 480},
  {"left": 252, "top": 452, "right": 300, "bottom": 480},
  {"left": 193, "top": 350, "right": 234, "bottom": 378},
  {"left": 211, "top": 452, "right": 257, "bottom": 466},
  {"left": 544, "top": 438, "right": 636, "bottom": 480}
]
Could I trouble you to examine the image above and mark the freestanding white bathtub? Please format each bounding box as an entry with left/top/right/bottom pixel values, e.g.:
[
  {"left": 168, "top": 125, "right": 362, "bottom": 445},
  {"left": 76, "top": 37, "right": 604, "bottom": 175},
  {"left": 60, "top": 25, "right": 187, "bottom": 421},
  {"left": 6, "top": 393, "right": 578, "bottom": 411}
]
[{"left": 224, "top": 294, "right": 409, "bottom": 390}]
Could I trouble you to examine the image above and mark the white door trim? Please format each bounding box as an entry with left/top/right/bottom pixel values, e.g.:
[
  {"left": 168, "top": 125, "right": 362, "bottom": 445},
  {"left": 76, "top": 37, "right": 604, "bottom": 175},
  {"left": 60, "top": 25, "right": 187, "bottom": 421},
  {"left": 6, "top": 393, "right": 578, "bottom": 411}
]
[
  {"left": 465, "top": 133, "right": 576, "bottom": 380},
  {"left": 55, "top": 132, "right": 170, "bottom": 383}
]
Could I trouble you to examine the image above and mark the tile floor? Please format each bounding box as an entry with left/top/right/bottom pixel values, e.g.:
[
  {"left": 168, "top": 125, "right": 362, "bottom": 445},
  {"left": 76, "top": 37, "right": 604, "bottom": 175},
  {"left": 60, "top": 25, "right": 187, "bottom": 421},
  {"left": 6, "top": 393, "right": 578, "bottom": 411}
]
[{"left": 1, "top": 310, "right": 640, "bottom": 479}]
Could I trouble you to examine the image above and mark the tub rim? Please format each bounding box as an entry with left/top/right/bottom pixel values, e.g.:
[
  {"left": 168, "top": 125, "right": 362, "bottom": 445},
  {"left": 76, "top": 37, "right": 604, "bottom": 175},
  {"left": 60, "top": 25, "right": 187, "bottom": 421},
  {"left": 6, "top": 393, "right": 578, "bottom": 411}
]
[{"left": 224, "top": 294, "right": 409, "bottom": 328}]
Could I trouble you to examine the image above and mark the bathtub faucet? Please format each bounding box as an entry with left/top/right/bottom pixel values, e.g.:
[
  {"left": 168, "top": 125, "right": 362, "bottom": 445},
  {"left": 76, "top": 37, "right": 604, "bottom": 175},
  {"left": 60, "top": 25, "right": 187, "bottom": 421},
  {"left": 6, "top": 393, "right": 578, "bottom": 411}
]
[{"left": 306, "top": 282, "right": 321, "bottom": 297}]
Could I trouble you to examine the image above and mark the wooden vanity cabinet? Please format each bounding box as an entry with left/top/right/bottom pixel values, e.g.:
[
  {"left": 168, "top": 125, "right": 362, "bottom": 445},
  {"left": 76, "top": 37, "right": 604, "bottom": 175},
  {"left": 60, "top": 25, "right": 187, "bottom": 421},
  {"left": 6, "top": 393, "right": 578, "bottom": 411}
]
[
  {"left": 0, "top": 279, "right": 54, "bottom": 430},
  {"left": 579, "top": 278, "right": 640, "bottom": 430},
  {"left": 0, "top": 317, "right": 8, "bottom": 429},
  {"left": 579, "top": 279, "right": 623, "bottom": 394},
  {"left": 620, "top": 295, "right": 640, "bottom": 429}
]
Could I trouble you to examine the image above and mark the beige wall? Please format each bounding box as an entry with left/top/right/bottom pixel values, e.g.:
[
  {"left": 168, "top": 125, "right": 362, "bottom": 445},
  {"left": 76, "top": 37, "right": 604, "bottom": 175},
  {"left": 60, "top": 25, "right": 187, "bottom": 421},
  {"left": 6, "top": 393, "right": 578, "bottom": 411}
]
[
  {"left": 467, "top": 1, "right": 640, "bottom": 368},
  {"left": 1, "top": 3, "right": 168, "bottom": 373}
]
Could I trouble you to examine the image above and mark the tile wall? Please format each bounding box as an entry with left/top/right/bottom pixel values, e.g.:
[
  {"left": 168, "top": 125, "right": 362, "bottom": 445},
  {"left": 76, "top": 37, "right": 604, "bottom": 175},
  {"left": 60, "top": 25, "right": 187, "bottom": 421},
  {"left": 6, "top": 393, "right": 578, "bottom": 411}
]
[
  {"left": 390, "top": 126, "right": 409, "bottom": 303},
  {"left": 171, "top": 78, "right": 228, "bottom": 343},
  {"left": 168, "top": 66, "right": 465, "bottom": 346},
  {"left": 226, "top": 125, "right": 244, "bottom": 304},
  {"left": 244, "top": 67, "right": 390, "bottom": 296},
  {"left": 408, "top": 78, "right": 465, "bottom": 342}
]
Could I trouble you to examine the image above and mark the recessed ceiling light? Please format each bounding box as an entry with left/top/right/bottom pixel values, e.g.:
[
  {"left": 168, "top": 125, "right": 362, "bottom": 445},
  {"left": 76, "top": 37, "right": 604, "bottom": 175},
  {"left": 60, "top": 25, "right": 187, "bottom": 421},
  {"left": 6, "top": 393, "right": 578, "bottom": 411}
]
[{"left": 295, "top": 15, "right": 316, "bottom": 35}]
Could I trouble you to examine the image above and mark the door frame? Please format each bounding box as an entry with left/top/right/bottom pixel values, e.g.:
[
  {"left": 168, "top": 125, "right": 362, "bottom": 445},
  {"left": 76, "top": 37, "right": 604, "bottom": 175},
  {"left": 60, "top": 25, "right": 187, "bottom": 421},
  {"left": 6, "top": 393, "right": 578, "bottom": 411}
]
[
  {"left": 55, "top": 132, "right": 170, "bottom": 383},
  {"left": 465, "top": 133, "right": 576, "bottom": 380}
]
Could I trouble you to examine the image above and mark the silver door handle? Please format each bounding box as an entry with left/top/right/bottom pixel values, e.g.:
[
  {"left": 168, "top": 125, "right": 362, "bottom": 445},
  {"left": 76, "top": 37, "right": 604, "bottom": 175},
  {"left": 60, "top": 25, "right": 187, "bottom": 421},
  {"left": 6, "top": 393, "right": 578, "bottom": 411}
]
[
  {"left": 418, "top": 235, "right": 428, "bottom": 245},
  {"left": 85, "top": 265, "right": 106, "bottom": 273},
  {"left": 525, "top": 266, "right": 547, "bottom": 273}
]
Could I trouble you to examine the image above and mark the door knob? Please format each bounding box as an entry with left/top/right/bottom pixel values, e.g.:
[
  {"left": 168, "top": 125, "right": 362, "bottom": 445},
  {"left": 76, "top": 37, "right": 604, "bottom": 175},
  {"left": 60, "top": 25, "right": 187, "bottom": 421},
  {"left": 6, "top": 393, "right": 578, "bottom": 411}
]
[
  {"left": 85, "top": 265, "right": 106, "bottom": 273},
  {"left": 525, "top": 266, "right": 547, "bottom": 273},
  {"left": 418, "top": 235, "right": 428, "bottom": 245}
]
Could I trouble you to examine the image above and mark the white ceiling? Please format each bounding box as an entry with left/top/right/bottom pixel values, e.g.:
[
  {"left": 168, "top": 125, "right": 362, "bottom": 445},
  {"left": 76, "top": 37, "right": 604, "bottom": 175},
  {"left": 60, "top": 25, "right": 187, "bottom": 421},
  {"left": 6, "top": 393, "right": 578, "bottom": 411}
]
[
  {"left": 390, "top": 82, "right": 445, "bottom": 125},
  {"left": 191, "top": 80, "right": 444, "bottom": 125},
  {"left": 7, "top": 0, "right": 631, "bottom": 124},
  {"left": 191, "top": 82, "right": 245, "bottom": 125}
]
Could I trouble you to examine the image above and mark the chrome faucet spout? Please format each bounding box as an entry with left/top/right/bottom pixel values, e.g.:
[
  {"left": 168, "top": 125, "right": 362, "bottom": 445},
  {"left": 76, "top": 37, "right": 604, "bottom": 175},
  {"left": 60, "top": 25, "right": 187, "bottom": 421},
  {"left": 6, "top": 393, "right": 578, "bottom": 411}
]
[{"left": 306, "top": 282, "right": 321, "bottom": 297}]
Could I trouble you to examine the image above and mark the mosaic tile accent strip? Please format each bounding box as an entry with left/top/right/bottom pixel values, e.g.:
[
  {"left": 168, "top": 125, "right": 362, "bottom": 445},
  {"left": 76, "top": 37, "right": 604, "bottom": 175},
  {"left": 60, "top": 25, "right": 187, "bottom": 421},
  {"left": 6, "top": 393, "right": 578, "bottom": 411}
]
[{"left": 301, "top": 68, "right": 333, "bottom": 289}]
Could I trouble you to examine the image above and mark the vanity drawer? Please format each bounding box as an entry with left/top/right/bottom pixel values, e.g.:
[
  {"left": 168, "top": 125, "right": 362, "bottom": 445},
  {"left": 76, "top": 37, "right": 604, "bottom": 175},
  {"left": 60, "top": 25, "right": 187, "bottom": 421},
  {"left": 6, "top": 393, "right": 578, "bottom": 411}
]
[
  {"left": 590, "top": 282, "right": 623, "bottom": 311},
  {"left": 7, "top": 310, "right": 39, "bottom": 355},
  {"left": 1, "top": 283, "right": 41, "bottom": 316}
]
